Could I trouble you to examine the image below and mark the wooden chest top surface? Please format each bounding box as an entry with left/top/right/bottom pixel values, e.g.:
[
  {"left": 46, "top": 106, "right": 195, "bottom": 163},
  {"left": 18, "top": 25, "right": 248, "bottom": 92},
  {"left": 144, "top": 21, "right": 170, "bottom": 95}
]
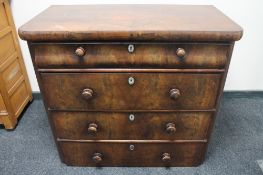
[{"left": 18, "top": 5, "right": 242, "bottom": 42}]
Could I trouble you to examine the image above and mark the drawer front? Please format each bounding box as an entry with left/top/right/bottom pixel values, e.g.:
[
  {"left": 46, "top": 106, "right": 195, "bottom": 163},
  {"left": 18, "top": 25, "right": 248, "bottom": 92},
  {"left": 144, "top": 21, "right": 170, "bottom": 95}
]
[
  {"left": 59, "top": 142, "right": 205, "bottom": 167},
  {"left": 2, "top": 58, "right": 23, "bottom": 93},
  {"left": 34, "top": 43, "right": 230, "bottom": 69},
  {"left": 41, "top": 73, "right": 221, "bottom": 110},
  {"left": 10, "top": 82, "right": 29, "bottom": 115},
  {"left": 0, "top": 33, "right": 16, "bottom": 65},
  {"left": 52, "top": 112, "right": 211, "bottom": 140}
]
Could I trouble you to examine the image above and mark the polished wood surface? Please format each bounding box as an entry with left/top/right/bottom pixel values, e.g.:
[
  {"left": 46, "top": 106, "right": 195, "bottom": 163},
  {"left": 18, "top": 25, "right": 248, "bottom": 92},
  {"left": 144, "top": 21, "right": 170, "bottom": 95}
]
[
  {"left": 19, "top": 4, "right": 242, "bottom": 167},
  {"left": 58, "top": 142, "right": 205, "bottom": 167},
  {"left": 18, "top": 5, "right": 242, "bottom": 42},
  {"left": 41, "top": 73, "right": 221, "bottom": 110},
  {"left": 0, "top": 2, "right": 9, "bottom": 31},
  {"left": 0, "top": 0, "right": 32, "bottom": 129},
  {"left": 2, "top": 59, "right": 23, "bottom": 92},
  {"left": 33, "top": 43, "right": 231, "bottom": 69},
  {"left": 52, "top": 112, "right": 212, "bottom": 140},
  {"left": 0, "top": 93, "right": 6, "bottom": 113},
  {"left": 0, "top": 33, "right": 16, "bottom": 65}
]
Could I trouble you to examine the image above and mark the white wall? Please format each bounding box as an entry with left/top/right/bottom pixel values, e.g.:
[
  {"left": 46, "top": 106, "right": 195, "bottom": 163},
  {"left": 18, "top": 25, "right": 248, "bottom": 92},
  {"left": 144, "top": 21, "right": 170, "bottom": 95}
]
[{"left": 10, "top": 0, "right": 263, "bottom": 92}]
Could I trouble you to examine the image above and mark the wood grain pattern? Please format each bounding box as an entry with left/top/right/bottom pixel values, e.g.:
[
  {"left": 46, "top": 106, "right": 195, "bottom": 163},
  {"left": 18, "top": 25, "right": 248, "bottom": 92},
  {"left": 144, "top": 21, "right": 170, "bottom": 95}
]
[
  {"left": 0, "top": 0, "right": 32, "bottom": 129},
  {"left": 41, "top": 73, "right": 221, "bottom": 110},
  {"left": 0, "top": 2, "right": 8, "bottom": 31},
  {"left": 0, "top": 93, "right": 6, "bottom": 113},
  {"left": 202, "top": 43, "right": 235, "bottom": 163},
  {"left": 10, "top": 82, "right": 29, "bottom": 116},
  {"left": 33, "top": 43, "right": 230, "bottom": 69},
  {"left": 58, "top": 142, "right": 206, "bottom": 167},
  {"left": 2, "top": 58, "right": 23, "bottom": 92},
  {"left": 18, "top": 5, "right": 243, "bottom": 42},
  {"left": 51, "top": 111, "right": 212, "bottom": 140},
  {"left": 19, "top": 4, "right": 242, "bottom": 167},
  {"left": 0, "top": 32, "right": 15, "bottom": 65}
]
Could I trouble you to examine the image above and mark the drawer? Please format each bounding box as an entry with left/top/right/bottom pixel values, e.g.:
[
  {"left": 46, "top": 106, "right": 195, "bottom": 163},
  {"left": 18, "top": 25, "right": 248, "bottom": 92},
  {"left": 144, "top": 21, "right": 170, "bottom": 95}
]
[
  {"left": 34, "top": 43, "right": 230, "bottom": 69},
  {"left": 10, "top": 82, "right": 29, "bottom": 115},
  {"left": 52, "top": 112, "right": 211, "bottom": 140},
  {"left": 0, "top": 32, "right": 16, "bottom": 65},
  {"left": 2, "top": 58, "right": 23, "bottom": 93},
  {"left": 41, "top": 73, "right": 221, "bottom": 110},
  {"left": 58, "top": 142, "right": 205, "bottom": 167}
]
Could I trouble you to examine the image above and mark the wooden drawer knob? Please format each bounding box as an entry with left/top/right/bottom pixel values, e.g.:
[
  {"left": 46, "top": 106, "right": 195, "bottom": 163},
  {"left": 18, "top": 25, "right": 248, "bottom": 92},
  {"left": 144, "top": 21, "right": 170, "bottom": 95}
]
[
  {"left": 82, "top": 88, "right": 93, "bottom": 100},
  {"left": 92, "top": 153, "right": 102, "bottom": 163},
  {"left": 169, "top": 88, "right": 180, "bottom": 100},
  {"left": 176, "top": 48, "right": 186, "bottom": 58},
  {"left": 166, "top": 123, "right": 176, "bottom": 133},
  {"left": 75, "top": 47, "right": 86, "bottom": 57},
  {"left": 88, "top": 123, "right": 98, "bottom": 133},
  {"left": 162, "top": 153, "right": 171, "bottom": 162}
]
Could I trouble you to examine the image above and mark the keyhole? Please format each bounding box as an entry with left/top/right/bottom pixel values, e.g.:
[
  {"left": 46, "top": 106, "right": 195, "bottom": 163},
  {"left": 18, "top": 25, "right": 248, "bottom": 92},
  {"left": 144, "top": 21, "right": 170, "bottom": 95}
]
[
  {"left": 128, "top": 77, "right": 135, "bottom": 85},
  {"left": 129, "top": 114, "right": 135, "bottom": 121},
  {"left": 128, "top": 44, "right": 135, "bottom": 53}
]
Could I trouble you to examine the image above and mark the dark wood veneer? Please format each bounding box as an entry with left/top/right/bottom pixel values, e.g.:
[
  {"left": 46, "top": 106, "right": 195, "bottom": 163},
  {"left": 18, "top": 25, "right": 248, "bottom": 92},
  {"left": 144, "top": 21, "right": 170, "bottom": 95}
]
[
  {"left": 58, "top": 142, "right": 206, "bottom": 167},
  {"left": 18, "top": 5, "right": 242, "bottom": 42},
  {"left": 40, "top": 73, "right": 221, "bottom": 110},
  {"left": 33, "top": 43, "right": 231, "bottom": 69},
  {"left": 51, "top": 112, "right": 212, "bottom": 140},
  {"left": 18, "top": 5, "right": 242, "bottom": 167}
]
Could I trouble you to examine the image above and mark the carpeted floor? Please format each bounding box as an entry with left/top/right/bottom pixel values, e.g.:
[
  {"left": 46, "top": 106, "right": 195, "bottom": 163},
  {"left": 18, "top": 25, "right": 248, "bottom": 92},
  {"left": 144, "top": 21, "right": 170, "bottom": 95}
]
[{"left": 0, "top": 93, "right": 263, "bottom": 175}]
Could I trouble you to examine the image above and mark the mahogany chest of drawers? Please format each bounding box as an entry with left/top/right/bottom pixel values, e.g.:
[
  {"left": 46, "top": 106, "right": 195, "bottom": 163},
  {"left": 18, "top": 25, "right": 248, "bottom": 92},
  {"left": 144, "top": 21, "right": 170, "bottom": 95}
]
[{"left": 19, "top": 5, "right": 242, "bottom": 167}]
